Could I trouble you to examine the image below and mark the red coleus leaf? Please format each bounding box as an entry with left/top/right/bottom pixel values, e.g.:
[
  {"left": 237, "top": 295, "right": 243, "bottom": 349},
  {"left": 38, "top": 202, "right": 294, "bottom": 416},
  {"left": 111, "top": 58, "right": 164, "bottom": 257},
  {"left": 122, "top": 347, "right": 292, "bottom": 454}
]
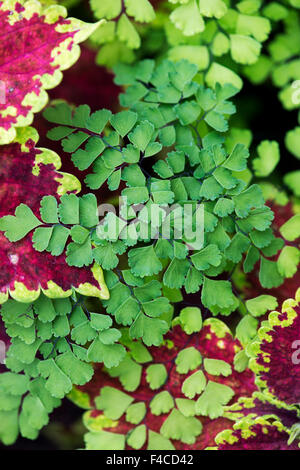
[
  {"left": 0, "top": 128, "right": 109, "bottom": 304},
  {"left": 214, "top": 292, "right": 300, "bottom": 451},
  {"left": 251, "top": 290, "right": 300, "bottom": 405},
  {"left": 216, "top": 419, "right": 300, "bottom": 450},
  {"left": 0, "top": 0, "right": 101, "bottom": 144},
  {"left": 73, "top": 318, "right": 256, "bottom": 450}
]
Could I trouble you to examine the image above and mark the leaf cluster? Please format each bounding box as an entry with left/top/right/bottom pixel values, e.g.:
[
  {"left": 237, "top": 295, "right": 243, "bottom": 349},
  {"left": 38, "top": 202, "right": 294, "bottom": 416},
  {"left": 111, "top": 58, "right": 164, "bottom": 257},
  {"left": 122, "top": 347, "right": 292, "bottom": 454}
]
[
  {"left": 0, "top": 292, "right": 129, "bottom": 444},
  {"left": 89, "top": 0, "right": 155, "bottom": 66}
]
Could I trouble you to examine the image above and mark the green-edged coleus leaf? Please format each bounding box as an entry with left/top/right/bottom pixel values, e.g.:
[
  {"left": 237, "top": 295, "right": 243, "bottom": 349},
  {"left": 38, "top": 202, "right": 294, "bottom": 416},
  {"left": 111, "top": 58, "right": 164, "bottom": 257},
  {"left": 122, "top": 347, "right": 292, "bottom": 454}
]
[
  {"left": 215, "top": 296, "right": 300, "bottom": 450},
  {"left": 222, "top": 390, "right": 300, "bottom": 430},
  {"left": 0, "top": 0, "right": 101, "bottom": 144},
  {"left": 250, "top": 292, "right": 300, "bottom": 405},
  {"left": 74, "top": 313, "right": 256, "bottom": 450},
  {"left": 0, "top": 129, "right": 109, "bottom": 304},
  {"left": 216, "top": 417, "right": 299, "bottom": 450},
  {"left": 215, "top": 356, "right": 300, "bottom": 451}
]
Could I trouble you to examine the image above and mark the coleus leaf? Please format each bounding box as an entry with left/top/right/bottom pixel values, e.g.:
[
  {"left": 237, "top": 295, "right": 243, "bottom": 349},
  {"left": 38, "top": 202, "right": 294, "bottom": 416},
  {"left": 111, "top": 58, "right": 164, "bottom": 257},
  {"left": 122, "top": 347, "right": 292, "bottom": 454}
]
[
  {"left": 223, "top": 391, "right": 300, "bottom": 430},
  {"left": 216, "top": 418, "right": 299, "bottom": 450},
  {"left": 0, "top": 0, "right": 102, "bottom": 144},
  {"left": 215, "top": 294, "right": 300, "bottom": 449},
  {"left": 74, "top": 314, "right": 256, "bottom": 450},
  {"left": 250, "top": 291, "right": 300, "bottom": 405},
  {"left": 0, "top": 129, "right": 109, "bottom": 304}
]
